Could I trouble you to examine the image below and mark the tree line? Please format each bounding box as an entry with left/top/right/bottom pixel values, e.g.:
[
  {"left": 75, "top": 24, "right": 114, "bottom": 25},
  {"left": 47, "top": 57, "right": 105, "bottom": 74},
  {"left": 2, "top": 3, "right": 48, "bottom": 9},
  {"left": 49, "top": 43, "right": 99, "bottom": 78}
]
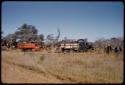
[
  {"left": 1, "top": 24, "right": 123, "bottom": 51},
  {"left": 1, "top": 24, "right": 60, "bottom": 49}
]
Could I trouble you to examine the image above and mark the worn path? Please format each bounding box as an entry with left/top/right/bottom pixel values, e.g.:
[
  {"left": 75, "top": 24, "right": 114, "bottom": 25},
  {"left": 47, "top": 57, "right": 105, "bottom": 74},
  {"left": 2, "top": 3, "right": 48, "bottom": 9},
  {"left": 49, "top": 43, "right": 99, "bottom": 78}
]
[{"left": 2, "top": 60, "right": 63, "bottom": 83}]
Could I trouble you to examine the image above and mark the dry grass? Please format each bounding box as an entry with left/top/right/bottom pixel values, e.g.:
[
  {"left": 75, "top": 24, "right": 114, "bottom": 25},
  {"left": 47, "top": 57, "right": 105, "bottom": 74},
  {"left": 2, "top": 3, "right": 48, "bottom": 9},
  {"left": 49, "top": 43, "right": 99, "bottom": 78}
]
[{"left": 1, "top": 49, "right": 123, "bottom": 83}]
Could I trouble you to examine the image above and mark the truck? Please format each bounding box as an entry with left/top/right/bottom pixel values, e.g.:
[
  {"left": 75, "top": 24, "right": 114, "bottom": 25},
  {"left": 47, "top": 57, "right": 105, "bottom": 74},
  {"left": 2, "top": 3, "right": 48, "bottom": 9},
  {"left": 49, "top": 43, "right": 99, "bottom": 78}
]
[
  {"left": 17, "top": 42, "right": 40, "bottom": 52},
  {"left": 59, "top": 39, "right": 94, "bottom": 52},
  {"left": 60, "top": 43, "right": 79, "bottom": 52}
]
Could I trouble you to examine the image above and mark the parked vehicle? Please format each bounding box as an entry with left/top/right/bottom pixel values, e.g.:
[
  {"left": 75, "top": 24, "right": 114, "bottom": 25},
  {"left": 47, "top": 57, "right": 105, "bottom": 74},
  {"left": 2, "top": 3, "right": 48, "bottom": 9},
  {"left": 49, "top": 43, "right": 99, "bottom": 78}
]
[
  {"left": 59, "top": 39, "right": 94, "bottom": 52},
  {"left": 17, "top": 42, "right": 40, "bottom": 52}
]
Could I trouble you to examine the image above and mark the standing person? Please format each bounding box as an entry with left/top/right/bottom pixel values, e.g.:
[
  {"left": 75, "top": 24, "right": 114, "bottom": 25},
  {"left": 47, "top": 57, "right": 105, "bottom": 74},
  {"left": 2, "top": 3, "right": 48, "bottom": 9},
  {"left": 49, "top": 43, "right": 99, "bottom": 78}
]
[{"left": 104, "top": 44, "right": 112, "bottom": 54}]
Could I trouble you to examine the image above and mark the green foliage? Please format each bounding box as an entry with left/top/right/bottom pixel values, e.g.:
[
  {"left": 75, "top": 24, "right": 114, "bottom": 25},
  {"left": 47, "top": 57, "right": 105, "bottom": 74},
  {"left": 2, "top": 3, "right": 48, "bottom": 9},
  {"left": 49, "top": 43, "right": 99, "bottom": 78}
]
[{"left": 2, "top": 23, "right": 44, "bottom": 47}]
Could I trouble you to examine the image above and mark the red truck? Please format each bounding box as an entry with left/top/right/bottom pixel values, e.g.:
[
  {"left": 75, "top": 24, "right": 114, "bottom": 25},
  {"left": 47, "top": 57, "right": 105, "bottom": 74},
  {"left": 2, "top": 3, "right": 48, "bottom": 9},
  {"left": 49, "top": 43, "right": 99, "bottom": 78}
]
[{"left": 17, "top": 42, "right": 40, "bottom": 51}]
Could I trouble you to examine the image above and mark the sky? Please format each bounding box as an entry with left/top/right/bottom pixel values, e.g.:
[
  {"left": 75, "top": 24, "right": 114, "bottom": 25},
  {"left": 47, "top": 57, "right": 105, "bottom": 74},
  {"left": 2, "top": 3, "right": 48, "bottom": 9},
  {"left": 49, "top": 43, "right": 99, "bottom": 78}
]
[{"left": 2, "top": 1, "right": 124, "bottom": 42}]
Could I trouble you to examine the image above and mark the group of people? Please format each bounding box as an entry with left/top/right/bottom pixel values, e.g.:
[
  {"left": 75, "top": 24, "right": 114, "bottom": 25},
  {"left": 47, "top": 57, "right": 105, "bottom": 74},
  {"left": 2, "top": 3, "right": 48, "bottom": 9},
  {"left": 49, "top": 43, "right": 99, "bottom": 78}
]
[{"left": 104, "top": 45, "right": 122, "bottom": 54}]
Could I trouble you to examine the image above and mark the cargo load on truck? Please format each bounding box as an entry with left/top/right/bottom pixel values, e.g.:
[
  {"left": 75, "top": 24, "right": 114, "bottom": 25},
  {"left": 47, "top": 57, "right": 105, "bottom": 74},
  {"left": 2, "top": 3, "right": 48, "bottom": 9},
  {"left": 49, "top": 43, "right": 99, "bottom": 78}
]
[{"left": 58, "top": 39, "right": 94, "bottom": 52}]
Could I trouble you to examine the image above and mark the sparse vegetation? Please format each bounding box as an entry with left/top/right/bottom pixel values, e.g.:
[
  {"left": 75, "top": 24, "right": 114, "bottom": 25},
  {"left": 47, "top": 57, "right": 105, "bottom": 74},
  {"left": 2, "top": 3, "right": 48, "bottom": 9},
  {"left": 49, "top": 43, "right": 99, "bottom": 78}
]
[
  {"left": 2, "top": 50, "right": 123, "bottom": 83},
  {"left": 2, "top": 2, "right": 123, "bottom": 84}
]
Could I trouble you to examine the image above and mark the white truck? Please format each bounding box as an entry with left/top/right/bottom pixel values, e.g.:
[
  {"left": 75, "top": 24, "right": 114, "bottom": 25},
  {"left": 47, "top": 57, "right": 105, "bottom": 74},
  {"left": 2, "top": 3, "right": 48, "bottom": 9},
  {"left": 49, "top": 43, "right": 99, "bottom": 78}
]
[
  {"left": 58, "top": 39, "right": 94, "bottom": 52},
  {"left": 60, "top": 43, "right": 79, "bottom": 52}
]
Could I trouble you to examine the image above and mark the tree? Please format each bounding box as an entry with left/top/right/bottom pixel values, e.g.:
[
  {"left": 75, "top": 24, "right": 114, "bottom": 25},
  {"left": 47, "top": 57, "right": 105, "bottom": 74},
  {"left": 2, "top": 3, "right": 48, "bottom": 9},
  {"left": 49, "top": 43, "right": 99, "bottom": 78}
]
[
  {"left": 46, "top": 28, "right": 61, "bottom": 46},
  {"left": 55, "top": 28, "right": 60, "bottom": 42},
  {"left": 15, "top": 23, "right": 38, "bottom": 42},
  {"left": 94, "top": 37, "right": 123, "bottom": 51},
  {"left": 2, "top": 23, "right": 44, "bottom": 48},
  {"left": 13, "top": 23, "right": 45, "bottom": 45},
  {"left": 2, "top": 34, "right": 17, "bottom": 48},
  {"left": 94, "top": 38, "right": 105, "bottom": 48},
  {"left": 110, "top": 37, "right": 123, "bottom": 48}
]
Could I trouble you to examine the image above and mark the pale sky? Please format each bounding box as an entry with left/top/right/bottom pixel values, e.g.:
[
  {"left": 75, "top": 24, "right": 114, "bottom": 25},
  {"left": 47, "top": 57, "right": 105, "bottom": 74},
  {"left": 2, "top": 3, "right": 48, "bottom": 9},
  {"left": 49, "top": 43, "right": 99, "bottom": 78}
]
[{"left": 2, "top": 1, "right": 124, "bottom": 42}]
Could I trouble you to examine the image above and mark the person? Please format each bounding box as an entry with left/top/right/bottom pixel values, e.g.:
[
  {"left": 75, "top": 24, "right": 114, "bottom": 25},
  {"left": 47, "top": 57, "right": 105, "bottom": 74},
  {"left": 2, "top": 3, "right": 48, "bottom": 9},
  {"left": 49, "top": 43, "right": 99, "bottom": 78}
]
[
  {"left": 119, "top": 46, "right": 122, "bottom": 52},
  {"left": 104, "top": 45, "right": 112, "bottom": 54},
  {"left": 114, "top": 47, "right": 118, "bottom": 53}
]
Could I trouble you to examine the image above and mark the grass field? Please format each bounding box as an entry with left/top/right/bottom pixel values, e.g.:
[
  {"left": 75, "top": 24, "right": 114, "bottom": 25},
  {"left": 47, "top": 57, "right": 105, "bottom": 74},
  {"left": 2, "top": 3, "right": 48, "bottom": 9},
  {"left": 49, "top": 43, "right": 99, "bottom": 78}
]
[{"left": 1, "top": 49, "right": 124, "bottom": 83}]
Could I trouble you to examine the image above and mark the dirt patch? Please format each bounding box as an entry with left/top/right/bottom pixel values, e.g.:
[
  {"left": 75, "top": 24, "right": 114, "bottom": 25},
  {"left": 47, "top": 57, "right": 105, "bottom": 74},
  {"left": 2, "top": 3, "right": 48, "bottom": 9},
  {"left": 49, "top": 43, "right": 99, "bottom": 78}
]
[{"left": 1, "top": 51, "right": 123, "bottom": 83}]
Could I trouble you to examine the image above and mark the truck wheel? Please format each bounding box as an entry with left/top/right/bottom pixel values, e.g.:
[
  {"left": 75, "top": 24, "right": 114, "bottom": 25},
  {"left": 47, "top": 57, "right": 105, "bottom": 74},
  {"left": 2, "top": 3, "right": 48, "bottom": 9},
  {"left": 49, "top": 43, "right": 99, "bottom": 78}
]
[{"left": 22, "top": 49, "right": 26, "bottom": 52}]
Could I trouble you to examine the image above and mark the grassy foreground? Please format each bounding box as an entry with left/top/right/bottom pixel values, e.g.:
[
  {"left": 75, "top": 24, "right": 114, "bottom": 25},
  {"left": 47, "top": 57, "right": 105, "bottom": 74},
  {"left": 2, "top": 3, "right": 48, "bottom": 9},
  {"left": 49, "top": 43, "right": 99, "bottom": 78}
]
[{"left": 1, "top": 49, "right": 123, "bottom": 83}]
